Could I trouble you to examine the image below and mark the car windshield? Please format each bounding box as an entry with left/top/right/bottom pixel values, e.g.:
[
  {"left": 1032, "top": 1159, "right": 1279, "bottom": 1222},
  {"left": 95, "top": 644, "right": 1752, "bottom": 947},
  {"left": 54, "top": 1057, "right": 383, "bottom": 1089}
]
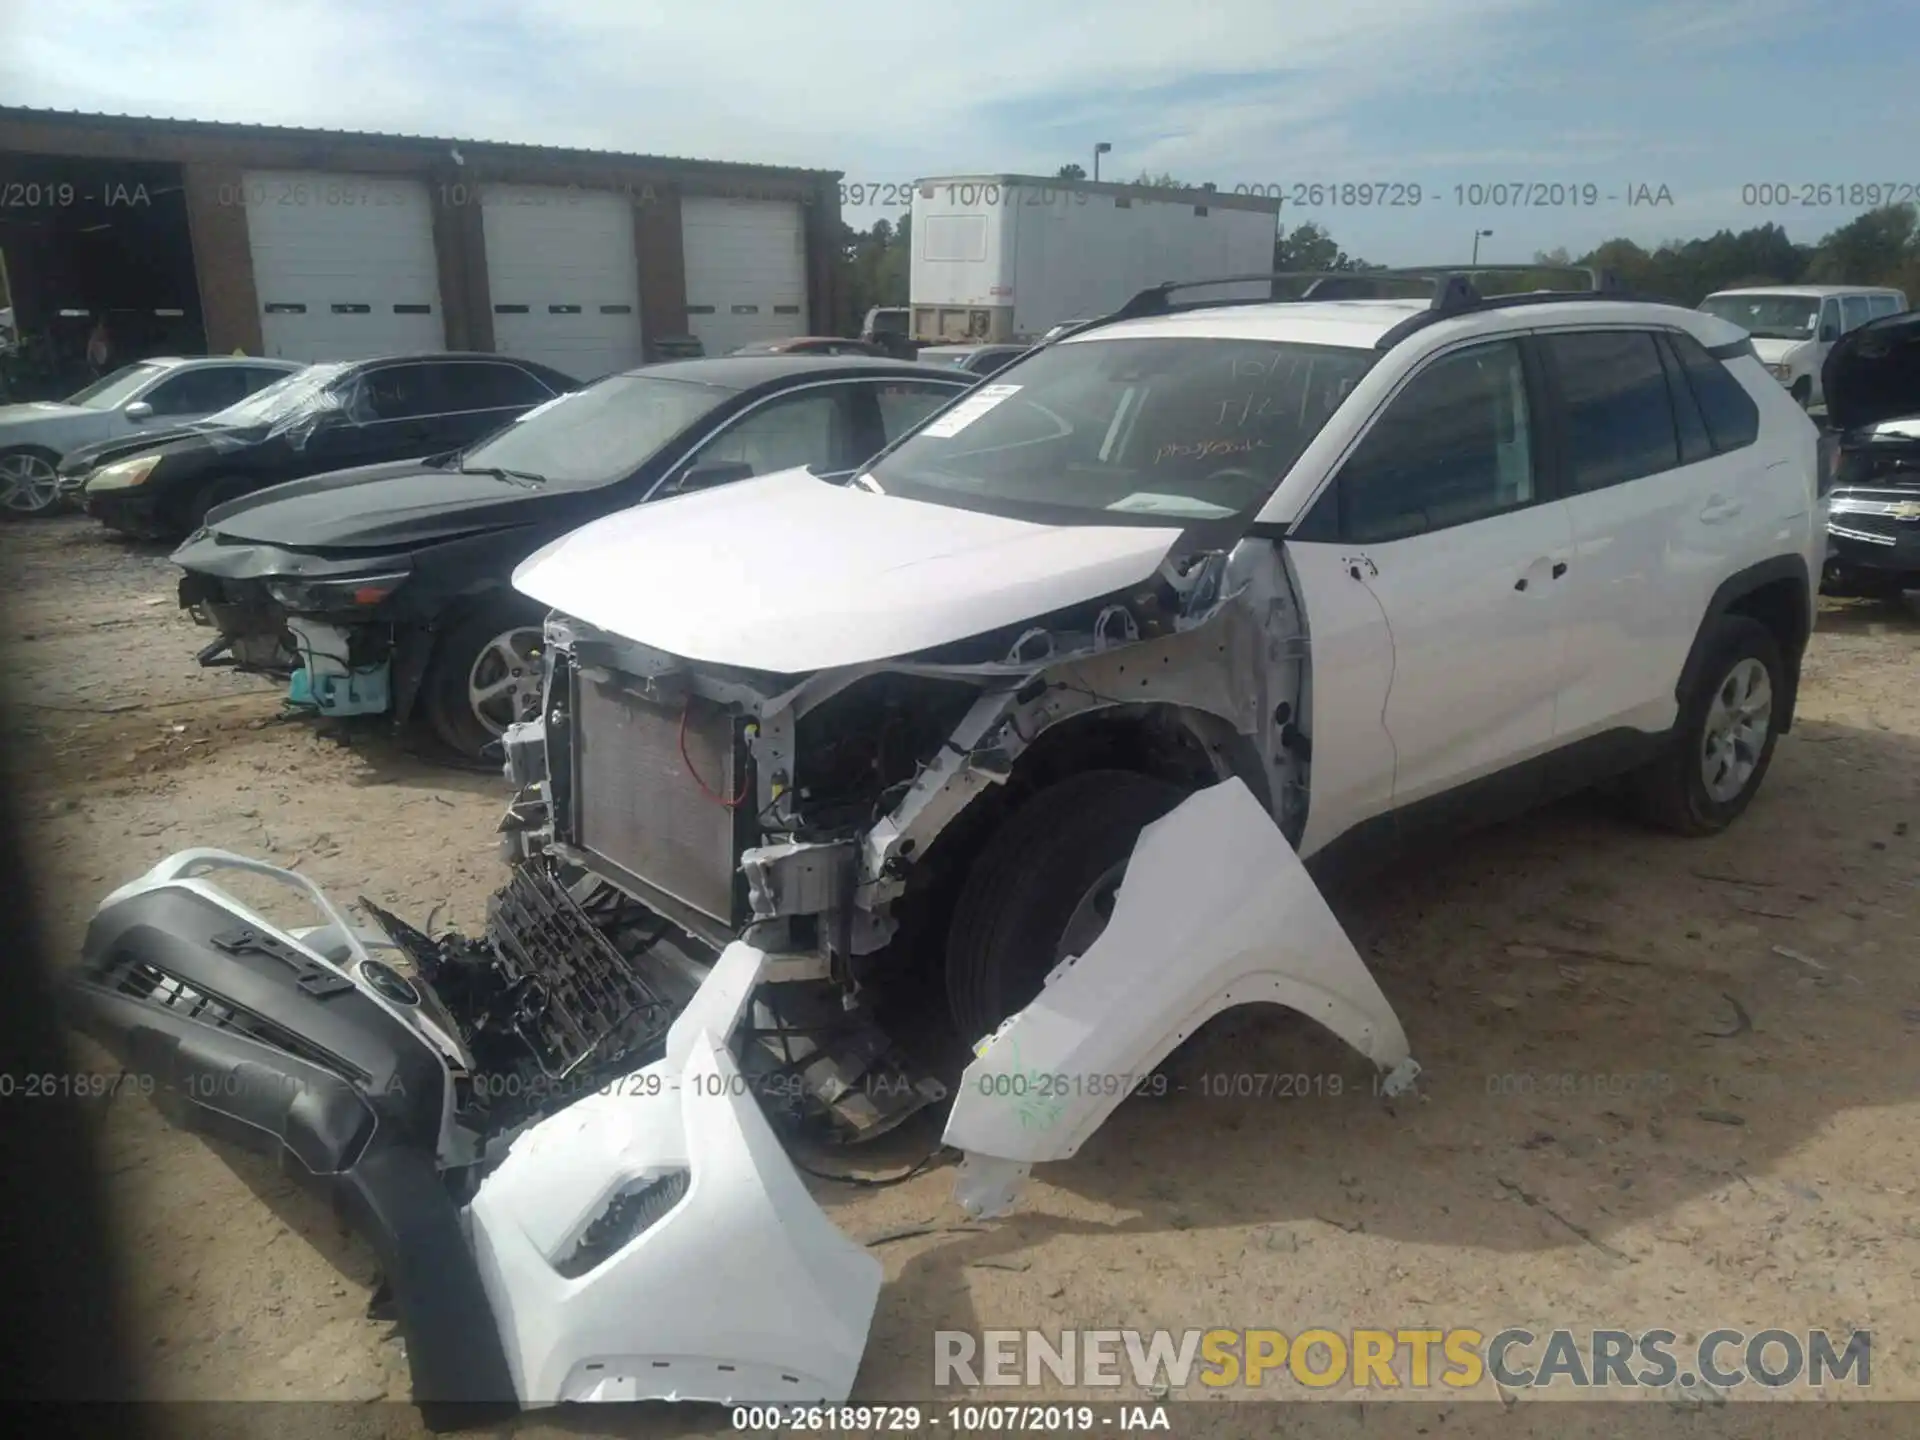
[
  {"left": 457, "top": 372, "right": 732, "bottom": 487},
  {"left": 861, "top": 335, "right": 1377, "bottom": 524},
  {"left": 1700, "top": 294, "right": 1821, "bottom": 340},
  {"left": 199, "top": 363, "right": 350, "bottom": 428},
  {"left": 65, "top": 363, "right": 167, "bottom": 409}
]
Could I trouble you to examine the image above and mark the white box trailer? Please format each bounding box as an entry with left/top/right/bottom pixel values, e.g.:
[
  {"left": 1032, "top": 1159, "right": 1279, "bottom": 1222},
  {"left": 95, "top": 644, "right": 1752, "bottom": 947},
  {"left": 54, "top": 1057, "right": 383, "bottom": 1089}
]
[{"left": 908, "top": 174, "right": 1281, "bottom": 344}]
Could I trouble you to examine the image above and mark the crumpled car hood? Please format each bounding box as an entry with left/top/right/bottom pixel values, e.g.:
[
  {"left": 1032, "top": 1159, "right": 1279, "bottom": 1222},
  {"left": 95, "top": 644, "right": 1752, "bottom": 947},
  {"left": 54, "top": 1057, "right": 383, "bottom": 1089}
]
[{"left": 512, "top": 467, "right": 1185, "bottom": 672}]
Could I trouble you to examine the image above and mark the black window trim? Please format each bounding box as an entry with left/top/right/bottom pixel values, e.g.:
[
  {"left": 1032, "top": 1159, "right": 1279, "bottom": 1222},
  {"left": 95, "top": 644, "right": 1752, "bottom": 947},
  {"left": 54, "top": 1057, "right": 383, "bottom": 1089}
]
[{"left": 1292, "top": 333, "right": 1555, "bottom": 545}]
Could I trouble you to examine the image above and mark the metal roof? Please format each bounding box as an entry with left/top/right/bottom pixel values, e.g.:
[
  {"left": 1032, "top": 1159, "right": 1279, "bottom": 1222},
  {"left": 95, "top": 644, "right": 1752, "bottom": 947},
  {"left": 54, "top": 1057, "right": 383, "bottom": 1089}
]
[{"left": 0, "top": 106, "right": 838, "bottom": 180}]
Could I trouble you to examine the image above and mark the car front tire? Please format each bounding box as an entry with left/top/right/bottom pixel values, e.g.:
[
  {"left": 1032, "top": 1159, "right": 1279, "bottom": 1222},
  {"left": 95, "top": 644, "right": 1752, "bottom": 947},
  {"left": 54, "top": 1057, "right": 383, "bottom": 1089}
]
[
  {"left": 1629, "top": 615, "right": 1785, "bottom": 836},
  {"left": 421, "top": 597, "right": 549, "bottom": 764},
  {"left": 944, "top": 769, "right": 1187, "bottom": 1046}
]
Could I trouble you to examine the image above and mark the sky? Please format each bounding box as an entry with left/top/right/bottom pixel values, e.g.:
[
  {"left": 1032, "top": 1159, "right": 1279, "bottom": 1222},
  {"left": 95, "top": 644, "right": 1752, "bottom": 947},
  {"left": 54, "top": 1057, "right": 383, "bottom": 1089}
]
[{"left": 3, "top": 0, "right": 1916, "bottom": 265}]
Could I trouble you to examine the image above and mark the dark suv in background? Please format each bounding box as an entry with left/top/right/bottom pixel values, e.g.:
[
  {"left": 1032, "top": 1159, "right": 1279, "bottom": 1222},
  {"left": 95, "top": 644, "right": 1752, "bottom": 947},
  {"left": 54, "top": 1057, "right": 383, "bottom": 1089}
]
[{"left": 67, "top": 353, "right": 578, "bottom": 540}]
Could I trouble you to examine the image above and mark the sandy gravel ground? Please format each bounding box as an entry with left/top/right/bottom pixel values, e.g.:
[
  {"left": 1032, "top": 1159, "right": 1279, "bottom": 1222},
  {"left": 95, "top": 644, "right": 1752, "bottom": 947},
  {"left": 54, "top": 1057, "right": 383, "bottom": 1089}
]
[{"left": 4, "top": 514, "right": 1917, "bottom": 1438}]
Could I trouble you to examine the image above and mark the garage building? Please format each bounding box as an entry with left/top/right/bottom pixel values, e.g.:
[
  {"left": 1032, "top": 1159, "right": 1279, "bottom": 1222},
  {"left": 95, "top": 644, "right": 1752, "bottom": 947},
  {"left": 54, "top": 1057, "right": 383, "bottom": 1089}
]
[{"left": 0, "top": 108, "right": 842, "bottom": 384}]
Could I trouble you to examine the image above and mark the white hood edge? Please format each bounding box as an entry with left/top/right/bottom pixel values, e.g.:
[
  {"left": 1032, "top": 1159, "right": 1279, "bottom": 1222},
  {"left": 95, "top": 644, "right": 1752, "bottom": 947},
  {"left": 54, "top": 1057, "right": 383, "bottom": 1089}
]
[
  {"left": 1750, "top": 336, "right": 1813, "bottom": 366},
  {"left": 512, "top": 468, "right": 1186, "bottom": 673}
]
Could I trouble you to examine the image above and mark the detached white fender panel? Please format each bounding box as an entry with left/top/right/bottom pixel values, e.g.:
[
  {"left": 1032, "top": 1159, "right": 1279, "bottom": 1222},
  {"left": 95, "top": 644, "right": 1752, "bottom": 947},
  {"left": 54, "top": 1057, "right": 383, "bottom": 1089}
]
[
  {"left": 942, "top": 778, "right": 1419, "bottom": 1217},
  {"left": 466, "top": 941, "right": 883, "bottom": 1406}
]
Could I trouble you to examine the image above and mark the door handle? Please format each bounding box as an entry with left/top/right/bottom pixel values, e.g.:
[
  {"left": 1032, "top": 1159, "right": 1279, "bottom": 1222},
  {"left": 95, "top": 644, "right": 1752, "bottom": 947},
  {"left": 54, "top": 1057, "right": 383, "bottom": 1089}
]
[
  {"left": 1513, "top": 576, "right": 1529, "bottom": 592},
  {"left": 1552, "top": 561, "right": 1568, "bottom": 579},
  {"left": 1700, "top": 496, "right": 1743, "bottom": 523}
]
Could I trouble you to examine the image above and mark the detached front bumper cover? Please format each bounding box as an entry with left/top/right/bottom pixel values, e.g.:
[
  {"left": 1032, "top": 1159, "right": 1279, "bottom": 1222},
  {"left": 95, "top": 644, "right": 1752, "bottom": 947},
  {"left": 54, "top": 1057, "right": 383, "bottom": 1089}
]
[
  {"left": 66, "top": 850, "right": 882, "bottom": 1413},
  {"left": 468, "top": 940, "right": 883, "bottom": 1405}
]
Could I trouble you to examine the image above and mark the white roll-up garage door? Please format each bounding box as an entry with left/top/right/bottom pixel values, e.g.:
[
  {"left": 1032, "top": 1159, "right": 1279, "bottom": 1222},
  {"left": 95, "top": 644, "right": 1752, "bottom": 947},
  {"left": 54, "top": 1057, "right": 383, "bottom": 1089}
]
[
  {"left": 243, "top": 171, "right": 445, "bottom": 361},
  {"left": 679, "top": 196, "right": 809, "bottom": 355},
  {"left": 480, "top": 185, "right": 645, "bottom": 384}
]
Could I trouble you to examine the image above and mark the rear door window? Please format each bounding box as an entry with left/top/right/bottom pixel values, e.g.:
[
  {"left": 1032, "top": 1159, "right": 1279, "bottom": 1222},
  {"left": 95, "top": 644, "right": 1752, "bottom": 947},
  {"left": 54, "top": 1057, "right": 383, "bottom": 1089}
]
[
  {"left": 1540, "top": 331, "right": 1680, "bottom": 493},
  {"left": 1868, "top": 294, "right": 1904, "bottom": 319},
  {"left": 1841, "top": 295, "right": 1874, "bottom": 333},
  {"left": 436, "top": 361, "right": 554, "bottom": 412}
]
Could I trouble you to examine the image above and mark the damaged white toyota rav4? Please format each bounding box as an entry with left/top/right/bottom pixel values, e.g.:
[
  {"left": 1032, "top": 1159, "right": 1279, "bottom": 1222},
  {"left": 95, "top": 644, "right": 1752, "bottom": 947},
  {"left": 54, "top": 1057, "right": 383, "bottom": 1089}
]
[{"left": 68, "top": 268, "right": 1822, "bottom": 1418}]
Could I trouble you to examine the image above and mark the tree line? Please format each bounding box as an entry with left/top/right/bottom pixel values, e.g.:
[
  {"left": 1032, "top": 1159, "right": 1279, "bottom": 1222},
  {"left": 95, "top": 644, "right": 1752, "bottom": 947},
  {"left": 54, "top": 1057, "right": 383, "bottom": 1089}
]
[{"left": 838, "top": 165, "right": 1920, "bottom": 327}]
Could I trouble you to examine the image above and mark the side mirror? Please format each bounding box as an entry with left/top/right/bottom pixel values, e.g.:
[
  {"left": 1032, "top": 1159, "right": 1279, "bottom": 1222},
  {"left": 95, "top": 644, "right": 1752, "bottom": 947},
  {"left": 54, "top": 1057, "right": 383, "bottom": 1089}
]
[
  {"left": 673, "top": 459, "right": 755, "bottom": 494},
  {"left": 1819, "top": 323, "right": 1839, "bottom": 343},
  {"left": 123, "top": 400, "right": 154, "bottom": 421}
]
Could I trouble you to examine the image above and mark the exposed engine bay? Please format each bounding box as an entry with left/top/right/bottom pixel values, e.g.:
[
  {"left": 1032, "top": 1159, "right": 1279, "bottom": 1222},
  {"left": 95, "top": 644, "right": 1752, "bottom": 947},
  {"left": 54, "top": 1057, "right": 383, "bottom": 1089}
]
[{"left": 63, "top": 534, "right": 1420, "bottom": 1419}]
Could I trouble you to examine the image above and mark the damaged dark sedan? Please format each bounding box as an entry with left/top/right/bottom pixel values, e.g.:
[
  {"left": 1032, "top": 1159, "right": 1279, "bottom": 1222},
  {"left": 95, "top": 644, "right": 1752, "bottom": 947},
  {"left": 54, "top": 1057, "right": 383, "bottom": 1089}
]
[
  {"left": 1821, "top": 306, "right": 1920, "bottom": 598},
  {"left": 72, "top": 353, "right": 577, "bottom": 542},
  {"left": 173, "top": 356, "right": 975, "bottom": 760}
]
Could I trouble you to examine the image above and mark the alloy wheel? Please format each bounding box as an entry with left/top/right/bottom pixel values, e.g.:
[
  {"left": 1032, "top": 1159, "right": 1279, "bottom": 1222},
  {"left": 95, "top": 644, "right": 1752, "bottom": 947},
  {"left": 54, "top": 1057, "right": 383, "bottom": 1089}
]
[
  {"left": 0, "top": 452, "right": 61, "bottom": 515},
  {"left": 1700, "top": 656, "right": 1772, "bottom": 804},
  {"left": 466, "top": 626, "right": 544, "bottom": 737}
]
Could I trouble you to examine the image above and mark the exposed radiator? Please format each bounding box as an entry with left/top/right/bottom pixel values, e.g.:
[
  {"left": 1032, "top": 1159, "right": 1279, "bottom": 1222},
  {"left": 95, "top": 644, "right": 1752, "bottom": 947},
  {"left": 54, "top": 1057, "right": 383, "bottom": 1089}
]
[{"left": 570, "top": 672, "right": 745, "bottom": 928}]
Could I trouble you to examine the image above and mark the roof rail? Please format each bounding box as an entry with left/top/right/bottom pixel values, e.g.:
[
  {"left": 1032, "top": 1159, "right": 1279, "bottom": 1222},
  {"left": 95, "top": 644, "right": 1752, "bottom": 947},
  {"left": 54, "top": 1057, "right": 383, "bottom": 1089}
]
[{"left": 1059, "top": 263, "right": 1660, "bottom": 351}]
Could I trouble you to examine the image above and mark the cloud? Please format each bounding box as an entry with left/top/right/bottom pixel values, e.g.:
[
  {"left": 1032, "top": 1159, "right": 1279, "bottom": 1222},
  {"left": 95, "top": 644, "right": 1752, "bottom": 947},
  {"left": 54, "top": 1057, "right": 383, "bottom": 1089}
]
[{"left": 0, "top": 0, "right": 1907, "bottom": 262}]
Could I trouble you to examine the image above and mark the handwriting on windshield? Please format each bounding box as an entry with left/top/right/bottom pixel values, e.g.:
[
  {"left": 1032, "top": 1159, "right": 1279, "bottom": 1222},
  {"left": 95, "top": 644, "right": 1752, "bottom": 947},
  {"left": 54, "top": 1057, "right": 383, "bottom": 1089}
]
[
  {"left": 1154, "top": 437, "right": 1272, "bottom": 465},
  {"left": 1214, "top": 393, "right": 1296, "bottom": 427}
]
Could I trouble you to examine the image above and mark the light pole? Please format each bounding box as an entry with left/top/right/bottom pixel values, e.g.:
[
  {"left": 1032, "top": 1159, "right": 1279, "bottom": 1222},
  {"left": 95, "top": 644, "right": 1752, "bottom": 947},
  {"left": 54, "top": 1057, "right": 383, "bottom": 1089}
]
[
  {"left": 1093, "top": 141, "right": 1112, "bottom": 182},
  {"left": 1471, "top": 228, "right": 1494, "bottom": 265}
]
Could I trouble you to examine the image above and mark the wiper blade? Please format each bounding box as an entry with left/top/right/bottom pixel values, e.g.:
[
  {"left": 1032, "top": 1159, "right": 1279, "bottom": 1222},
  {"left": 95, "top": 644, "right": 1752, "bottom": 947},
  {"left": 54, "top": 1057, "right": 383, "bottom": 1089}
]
[{"left": 458, "top": 466, "right": 548, "bottom": 488}]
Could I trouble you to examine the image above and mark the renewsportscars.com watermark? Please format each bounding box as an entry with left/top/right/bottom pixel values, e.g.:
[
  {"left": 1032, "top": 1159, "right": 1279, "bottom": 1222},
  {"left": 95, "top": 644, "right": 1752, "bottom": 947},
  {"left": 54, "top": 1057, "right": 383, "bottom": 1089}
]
[{"left": 934, "top": 1327, "right": 1872, "bottom": 1393}]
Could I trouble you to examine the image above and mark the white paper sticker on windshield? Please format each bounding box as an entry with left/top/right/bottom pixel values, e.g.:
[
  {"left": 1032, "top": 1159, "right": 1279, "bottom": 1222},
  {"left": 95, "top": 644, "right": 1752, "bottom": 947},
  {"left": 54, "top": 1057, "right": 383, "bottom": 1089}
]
[
  {"left": 1107, "top": 492, "right": 1238, "bottom": 519},
  {"left": 921, "top": 383, "right": 1021, "bottom": 438}
]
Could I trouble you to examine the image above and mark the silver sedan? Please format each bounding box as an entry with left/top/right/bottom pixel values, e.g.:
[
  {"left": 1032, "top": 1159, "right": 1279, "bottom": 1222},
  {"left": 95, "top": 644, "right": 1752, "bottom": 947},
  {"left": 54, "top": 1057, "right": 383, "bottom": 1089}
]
[{"left": 0, "top": 355, "right": 303, "bottom": 517}]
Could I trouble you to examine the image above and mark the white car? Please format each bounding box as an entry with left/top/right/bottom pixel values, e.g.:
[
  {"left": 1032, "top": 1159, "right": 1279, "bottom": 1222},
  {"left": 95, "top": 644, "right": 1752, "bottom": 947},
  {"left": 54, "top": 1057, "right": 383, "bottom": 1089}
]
[
  {"left": 68, "top": 269, "right": 1824, "bottom": 1413},
  {"left": 1700, "top": 284, "right": 1907, "bottom": 408},
  {"left": 0, "top": 355, "right": 302, "bottom": 516}
]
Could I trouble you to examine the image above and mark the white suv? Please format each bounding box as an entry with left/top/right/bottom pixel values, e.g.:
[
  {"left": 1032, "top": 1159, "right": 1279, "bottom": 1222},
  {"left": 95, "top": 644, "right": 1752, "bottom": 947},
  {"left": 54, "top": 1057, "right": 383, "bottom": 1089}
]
[
  {"left": 69, "top": 269, "right": 1827, "bottom": 1408},
  {"left": 494, "top": 266, "right": 1821, "bottom": 1151}
]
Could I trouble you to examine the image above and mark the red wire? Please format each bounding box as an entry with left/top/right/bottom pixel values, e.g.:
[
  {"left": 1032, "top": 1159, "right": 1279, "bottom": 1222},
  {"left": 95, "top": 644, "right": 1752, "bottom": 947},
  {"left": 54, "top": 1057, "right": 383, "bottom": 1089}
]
[{"left": 679, "top": 699, "right": 750, "bottom": 808}]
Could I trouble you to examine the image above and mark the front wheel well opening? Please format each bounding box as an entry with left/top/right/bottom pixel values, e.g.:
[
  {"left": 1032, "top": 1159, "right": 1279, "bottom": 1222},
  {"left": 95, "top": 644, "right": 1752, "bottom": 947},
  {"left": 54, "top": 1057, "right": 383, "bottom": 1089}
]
[{"left": 869, "top": 706, "right": 1243, "bottom": 1000}]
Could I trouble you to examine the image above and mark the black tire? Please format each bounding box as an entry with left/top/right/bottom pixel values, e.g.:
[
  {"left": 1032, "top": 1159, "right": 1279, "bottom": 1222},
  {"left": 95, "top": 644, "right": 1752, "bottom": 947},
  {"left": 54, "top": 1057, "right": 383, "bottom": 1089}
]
[
  {"left": 1790, "top": 377, "right": 1813, "bottom": 408},
  {"left": 171, "top": 477, "right": 247, "bottom": 538},
  {"left": 945, "top": 769, "right": 1187, "bottom": 1045},
  {"left": 421, "top": 596, "right": 548, "bottom": 763},
  {"left": 1628, "top": 615, "right": 1785, "bottom": 836}
]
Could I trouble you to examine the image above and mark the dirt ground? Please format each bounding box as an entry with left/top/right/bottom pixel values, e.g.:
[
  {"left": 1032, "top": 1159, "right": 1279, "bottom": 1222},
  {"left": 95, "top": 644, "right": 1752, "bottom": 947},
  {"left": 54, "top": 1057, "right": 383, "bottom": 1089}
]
[{"left": 6, "top": 513, "right": 1919, "bottom": 1435}]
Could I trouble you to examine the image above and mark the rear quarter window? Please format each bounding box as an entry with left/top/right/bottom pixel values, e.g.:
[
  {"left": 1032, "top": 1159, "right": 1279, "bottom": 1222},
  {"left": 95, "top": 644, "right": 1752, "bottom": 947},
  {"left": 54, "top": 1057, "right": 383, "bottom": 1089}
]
[{"left": 1669, "top": 331, "right": 1760, "bottom": 454}]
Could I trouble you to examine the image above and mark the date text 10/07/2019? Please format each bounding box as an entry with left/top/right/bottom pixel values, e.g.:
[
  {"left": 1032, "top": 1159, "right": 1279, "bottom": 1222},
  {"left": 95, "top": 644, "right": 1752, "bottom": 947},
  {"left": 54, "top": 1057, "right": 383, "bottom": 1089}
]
[{"left": 837, "top": 181, "right": 1679, "bottom": 209}]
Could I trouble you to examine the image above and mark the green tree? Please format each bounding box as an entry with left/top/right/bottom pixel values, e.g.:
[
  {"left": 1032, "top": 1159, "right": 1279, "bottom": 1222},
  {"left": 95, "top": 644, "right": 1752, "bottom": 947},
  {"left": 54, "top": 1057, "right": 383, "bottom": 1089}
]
[
  {"left": 1805, "top": 203, "right": 1917, "bottom": 285},
  {"left": 1273, "top": 222, "right": 1367, "bottom": 274},
  {"left": 1056, "top": 163, "right": 1086, "bottom": 180}
]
